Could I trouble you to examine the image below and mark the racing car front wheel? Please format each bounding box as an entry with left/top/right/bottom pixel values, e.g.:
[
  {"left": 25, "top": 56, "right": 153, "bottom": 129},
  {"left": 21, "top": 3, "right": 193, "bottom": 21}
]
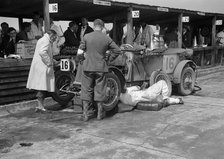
[
  {"left": 178, "top": 67, "right": 196, "bottom": 95},
  {"left": 51, "top": 71, "right": 75, "bottom": 107}
]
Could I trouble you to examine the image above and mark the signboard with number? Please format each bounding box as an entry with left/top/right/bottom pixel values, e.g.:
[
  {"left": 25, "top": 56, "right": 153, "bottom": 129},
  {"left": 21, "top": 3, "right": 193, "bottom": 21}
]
[
  {"left": 49, "top": 3, "right": 58, "bottom": 13},
  {"left": 132, "top": 10, "right": 140, "bottom": 18},
  {"left": 163, "top": 55, "right": 178, "bottom": 73},
  {"left": 60, "top": 59, "right": 70, "bottom": 71},
  {"left": 216, "top": 20, "right": 223, "bottom": 25},
  {"left": 182, "top": 16, "right": 189, "bottom": 22}
]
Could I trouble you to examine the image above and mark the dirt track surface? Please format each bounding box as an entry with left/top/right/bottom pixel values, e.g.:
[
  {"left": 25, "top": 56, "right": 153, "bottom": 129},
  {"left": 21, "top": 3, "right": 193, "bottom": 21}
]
[
  {"left": 195, "top": 71, "right": 224, "bottom": 98},
  {"left": 1, "top": 72, "right": 224, "bottom": 159}
]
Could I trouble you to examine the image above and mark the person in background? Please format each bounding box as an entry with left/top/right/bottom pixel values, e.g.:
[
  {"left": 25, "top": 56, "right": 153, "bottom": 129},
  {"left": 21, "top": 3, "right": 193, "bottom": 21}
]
[
  {"left": 0, "top": 22, "right": 9, "bottom": 57},
  {"left": 182, "top": 26, "right": 192, "bottom": 48},
  {"left": 63, "top": 21, "right": 79, "bottom": 48},
  {"left": 121, "top": 22, "right": 142, "bottom": 45},
  {"left": 109, "top": 22, "right": 125, "bottom": 45},
  {"left": 77, "top": 19, "right": 121, "bottom": 121},
  {"left": 78, "top": 17, "right": 93, "bottom": 42},
  {"left": 140, "top": 21, "right": 154, "bottom": 49},
  {"left": 50, "top": 18, "right": 65, "bottom": 55},
  {"left": 26, "top": 30, "right": 58, "bottom": 112},
  {"left": 164, "top": 27, "right": 178, "bottom": 48},
  {"left": 16, "top": 22, "right": 31, "bottom": 42},
  {"left": 216, "top": 27, "right": 224, "bottom": 45},
  {"left": 0, "top": 22, "right": 9, "bottom": 45},
  {"left": 121, "top": 23, "right": 128, "bottom": 44},
  {"left": 121, "top": 23, "right": 137, "bottom": 44},
  {"left": 0, "top": 27, "right": 17, "bottom": 57},
  {"left": 28, "top": 12, "right": 43, "bottom": 40},
  {"left": 133, "top": 23, "right": 142, "bottom": 45}
]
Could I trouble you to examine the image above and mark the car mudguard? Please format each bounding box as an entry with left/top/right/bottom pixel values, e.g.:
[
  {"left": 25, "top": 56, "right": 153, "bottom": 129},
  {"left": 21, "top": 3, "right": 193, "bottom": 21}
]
[{"left": 173, "top": 60, "right": 197, "bottom": 84}]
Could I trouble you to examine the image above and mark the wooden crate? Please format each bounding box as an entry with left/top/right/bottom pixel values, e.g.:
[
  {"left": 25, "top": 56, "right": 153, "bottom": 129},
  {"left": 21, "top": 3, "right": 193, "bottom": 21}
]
[{"left": 0, "top": 58, "right": 36, "bottom": 105}]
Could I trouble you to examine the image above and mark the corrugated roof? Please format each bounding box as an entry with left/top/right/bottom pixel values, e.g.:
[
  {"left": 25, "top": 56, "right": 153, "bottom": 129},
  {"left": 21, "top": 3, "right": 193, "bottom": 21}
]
[
  {"left": 112, "top": 0, "right": 224, "bottom": 14},
  {"left": 0, "top": 0, "right": 223, "bottom": 23}
]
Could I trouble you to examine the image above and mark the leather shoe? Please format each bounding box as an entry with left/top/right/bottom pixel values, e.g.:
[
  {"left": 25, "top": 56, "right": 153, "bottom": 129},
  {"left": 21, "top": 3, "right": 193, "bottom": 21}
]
[
  {"left": 97, "top": 102, "right": 106, "bottom": 120},
  {"left": 162, "top": 99, "right": 170, "bottom": 107},
  {"left": 178, "top": 98, "right": 184, "bottom": 104}
]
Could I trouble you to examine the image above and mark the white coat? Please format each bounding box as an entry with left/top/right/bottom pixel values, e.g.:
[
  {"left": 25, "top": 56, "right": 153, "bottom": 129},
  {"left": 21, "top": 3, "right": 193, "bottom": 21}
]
[{"left": 26, "top": 33, "right": 55, "bottom": 92}]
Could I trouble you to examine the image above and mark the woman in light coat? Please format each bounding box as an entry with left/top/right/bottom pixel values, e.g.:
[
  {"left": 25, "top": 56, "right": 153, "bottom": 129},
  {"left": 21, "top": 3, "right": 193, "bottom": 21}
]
[{"left": 27, "top": 30, "right": 58, "bottom": 111}]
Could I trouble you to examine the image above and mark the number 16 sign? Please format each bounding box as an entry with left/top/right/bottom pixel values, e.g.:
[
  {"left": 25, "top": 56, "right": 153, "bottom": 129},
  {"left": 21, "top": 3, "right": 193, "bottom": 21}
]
[{"left": 60, "top": 59, "right": 70, "bottom": 71}]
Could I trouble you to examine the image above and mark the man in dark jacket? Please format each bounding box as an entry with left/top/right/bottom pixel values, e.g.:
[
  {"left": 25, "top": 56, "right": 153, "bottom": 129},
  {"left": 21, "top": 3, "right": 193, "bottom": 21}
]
[
  {"left": 63, "top": 21, "right": 79, "bottom": 48},
  {"left": 77, "top": 18, "right": 93, "bottom": 42},
  {"left": 0, "top": 27, "right": 17, "bottom": 57},
  {"left": 77, "top": 19, "right": 121, "bottom": 121},
  {"left": 182, "top": 26, "right": 192, "bottom": 48},
  {"left": 16, "top": 22, "right": 31, "bottom": 42}
]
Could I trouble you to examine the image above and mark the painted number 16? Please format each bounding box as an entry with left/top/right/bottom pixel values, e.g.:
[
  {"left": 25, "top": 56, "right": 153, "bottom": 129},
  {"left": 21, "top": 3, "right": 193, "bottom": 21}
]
[
  {"left": 166, "top": 57, "right": 174, "bottom": 70},
  {"left": 163, "top": 55, "right": 176, "bottom": 73}
]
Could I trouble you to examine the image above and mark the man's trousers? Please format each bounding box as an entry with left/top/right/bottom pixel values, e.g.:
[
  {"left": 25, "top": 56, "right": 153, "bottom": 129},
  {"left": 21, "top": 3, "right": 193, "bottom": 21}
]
[{"left": 81, "top": 71, "right": 106, "bottom": 102}]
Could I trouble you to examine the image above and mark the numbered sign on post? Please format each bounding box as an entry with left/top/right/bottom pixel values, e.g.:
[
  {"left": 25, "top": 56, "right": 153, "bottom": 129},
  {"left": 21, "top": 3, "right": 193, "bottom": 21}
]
[
  {"left": 49, "top": 3, "right": 58, "bottom": 13},
  {"left": 182, "top": 16, "right": 190, "bottom": 23},
  {"left": 132, "top": 10, "right": 140, "bottom": 18},
  {"left": 216, "top": 20, "right": 223, "bottom": 25},
  {"left": 60, "top": 59, "right": 70, "bottom": 71}
]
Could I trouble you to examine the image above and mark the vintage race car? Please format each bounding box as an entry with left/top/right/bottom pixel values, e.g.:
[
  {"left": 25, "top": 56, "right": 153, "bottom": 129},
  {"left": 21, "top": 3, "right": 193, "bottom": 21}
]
[{"left": 51, "top": 45, "right": 200, "bottom": 112}]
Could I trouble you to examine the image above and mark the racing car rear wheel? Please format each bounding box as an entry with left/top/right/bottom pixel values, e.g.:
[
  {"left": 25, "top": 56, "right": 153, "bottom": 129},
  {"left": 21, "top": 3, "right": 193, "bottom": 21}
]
[
  {"left": 150, "top": 70, "right": 172, "bottom": 97},
  {"left": 178, "top": 67, "right": 196, "bottom": 95},
  {"left": 103, "top": 72, "right": 121, "bottom": 112}
]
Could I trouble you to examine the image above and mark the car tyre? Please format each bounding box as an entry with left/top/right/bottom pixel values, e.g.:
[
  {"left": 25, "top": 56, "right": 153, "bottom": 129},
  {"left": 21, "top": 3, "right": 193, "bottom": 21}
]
[
  {"left": 51, "top": 71, "right": 75, "bottom": 108},
  {"left": 103, "top": 72, "right": 121, "bottom": 112},
  {"left": 178, "top": 67, "right": 196, "bottom": 95}
]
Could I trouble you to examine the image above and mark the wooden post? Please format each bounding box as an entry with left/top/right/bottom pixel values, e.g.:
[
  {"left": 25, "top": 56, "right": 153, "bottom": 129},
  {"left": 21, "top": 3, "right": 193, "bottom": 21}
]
[
  {"left": 126, "top": 7, "right": 133, "bottom": 45},
  {"left": 211, "top": 16, "right": 217, "bottom": 65},
  {"left": 18, "top": 17, "right": 23, "bottom": 32},
  {"left": 178, "top": 13, "right": 183, "bottom": 48},
  {"left": 43, "top": 0, "right": 50, "bottom": 32},
  {"left": 112, "top": 16, "right": 117, "bottom": 44},
  {"left": 200, "top": 50, "right": 205, "bottom": 66}
]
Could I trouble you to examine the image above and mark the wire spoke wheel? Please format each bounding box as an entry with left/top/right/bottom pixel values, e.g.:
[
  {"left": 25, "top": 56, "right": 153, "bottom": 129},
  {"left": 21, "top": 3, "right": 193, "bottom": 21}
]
[
  {"left": 178, "top": 67, "right": 196, "bottom": 95},
  {"left": 103, "top": 73, "right": 121, "bottom": 111},
  {"left": 51, "top": 71, "right": 75, "bottom": 107}
]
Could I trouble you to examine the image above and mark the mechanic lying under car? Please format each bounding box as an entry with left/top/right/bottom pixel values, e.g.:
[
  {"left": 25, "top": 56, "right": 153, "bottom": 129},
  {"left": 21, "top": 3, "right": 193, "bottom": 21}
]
[{"left": 120, "top": 80, "right": 183, "bottom": 107}]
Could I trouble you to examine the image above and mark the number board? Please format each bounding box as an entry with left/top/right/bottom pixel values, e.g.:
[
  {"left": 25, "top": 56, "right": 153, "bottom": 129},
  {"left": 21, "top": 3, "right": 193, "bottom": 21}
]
[
  {"left": 163, "top": 55, "right": 177, "bottom": 73},
  {"left": 132, "top": 10, "right": 140, "bottom": 18},
  {"left": 60, "top": 59, "right": 70, "bottom": 71},
  {"left": 49, "top": 3, "right": 58, "bottom": 13},
  {"left": 216, "top": 20, "right": 223, "bottom": 25},
  {"left": 182, "top": 16, "right": 190, "bottom": 23}
]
